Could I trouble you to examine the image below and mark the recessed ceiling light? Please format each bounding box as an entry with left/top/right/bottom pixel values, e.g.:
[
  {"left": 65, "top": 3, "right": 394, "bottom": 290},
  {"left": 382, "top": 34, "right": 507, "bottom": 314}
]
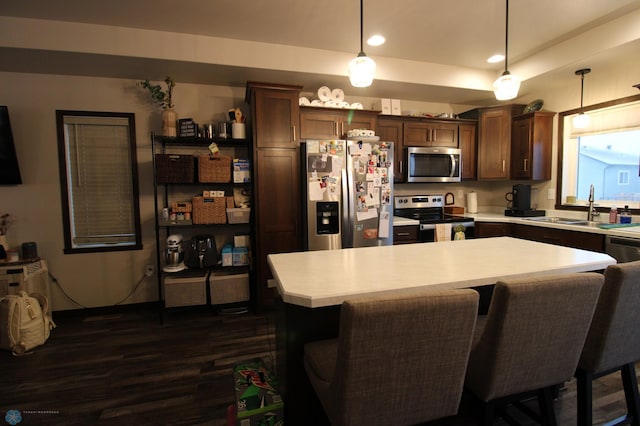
[
  {"left": 367, "top": 35, "right": 386, "bottom": 47},
  {"left": 487, "top": 54, "right": 505, "bottom": 63}
]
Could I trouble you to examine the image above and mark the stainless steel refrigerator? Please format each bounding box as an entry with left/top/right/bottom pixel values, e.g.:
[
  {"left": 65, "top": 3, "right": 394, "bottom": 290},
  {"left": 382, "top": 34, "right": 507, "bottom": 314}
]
[{"left": 301, "top": 139, "right": 394, "bottom": 250}]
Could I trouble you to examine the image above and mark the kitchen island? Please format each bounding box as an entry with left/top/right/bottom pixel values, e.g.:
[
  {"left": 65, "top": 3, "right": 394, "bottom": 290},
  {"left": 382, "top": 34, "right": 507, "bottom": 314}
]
[{"left": 268, "top": 237, "right": 615, "bottom": 423}]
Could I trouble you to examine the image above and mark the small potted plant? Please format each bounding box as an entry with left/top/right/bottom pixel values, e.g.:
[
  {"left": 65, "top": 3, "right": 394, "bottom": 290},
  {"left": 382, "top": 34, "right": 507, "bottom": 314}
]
[{"left": 138, "top": 76, "right": 177, "bottom": 136}]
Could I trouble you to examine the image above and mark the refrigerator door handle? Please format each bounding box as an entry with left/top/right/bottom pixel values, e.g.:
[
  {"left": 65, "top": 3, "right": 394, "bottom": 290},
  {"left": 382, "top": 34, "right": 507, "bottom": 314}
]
[{"left": 341, "top": 166, "right": 352, "bottom": 248}]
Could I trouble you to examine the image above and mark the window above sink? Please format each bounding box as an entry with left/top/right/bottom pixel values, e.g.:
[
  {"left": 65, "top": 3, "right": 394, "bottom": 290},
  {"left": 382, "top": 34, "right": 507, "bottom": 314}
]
[{"left": 558, "top": 94, "right": 640, "bottom": 212}]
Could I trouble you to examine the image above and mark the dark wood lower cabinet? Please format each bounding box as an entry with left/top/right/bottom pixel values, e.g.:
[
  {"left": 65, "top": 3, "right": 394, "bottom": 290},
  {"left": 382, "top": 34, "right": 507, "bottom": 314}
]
[
  {"left": 393, "top": 225, "right": 419, "bottom": 244},
  {"left": 475, "top": 222, "right": 606, "bottom": 252},
  {"left": 475, "top": 222, "right": 513, "bottom": 238},
  {"left": 254, "top": 148, "right": 300, "bottom": 309},
  {"left": 512, "top": 223, "right": 605, "bottom": 252}
]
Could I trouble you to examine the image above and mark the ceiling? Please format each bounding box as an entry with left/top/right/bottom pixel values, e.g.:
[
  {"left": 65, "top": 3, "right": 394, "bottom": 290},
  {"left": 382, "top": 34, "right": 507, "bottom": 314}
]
[{"left": 1, "top": 0, "right": 639, "bottom": 105}]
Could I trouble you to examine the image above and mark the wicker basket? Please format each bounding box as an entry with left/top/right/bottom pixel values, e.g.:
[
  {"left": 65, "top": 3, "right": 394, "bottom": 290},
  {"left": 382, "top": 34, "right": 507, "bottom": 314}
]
[
  {"left": 171, "top": 201, "right": 192, "bottom": 213},
  {"left": 198, "top": 155, "right": 231, "bottom": 183},
  {"left": 155, "top": 154, "right": 195, "bottom": 183},
  {"left": 192, "top": 196, "right": 227, "bottom": 224}
]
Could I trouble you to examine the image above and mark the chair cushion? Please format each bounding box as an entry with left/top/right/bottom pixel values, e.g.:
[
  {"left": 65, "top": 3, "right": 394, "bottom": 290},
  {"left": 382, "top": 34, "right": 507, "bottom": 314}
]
[
  {"left": 579, "top": 261, "right": 640, "bottom": 373},
  {"left": 321, "top": 289, "right": 479, "bottom": 426},
  {"left": 465, "top": 273, "right": 603, "bottom": 401}
]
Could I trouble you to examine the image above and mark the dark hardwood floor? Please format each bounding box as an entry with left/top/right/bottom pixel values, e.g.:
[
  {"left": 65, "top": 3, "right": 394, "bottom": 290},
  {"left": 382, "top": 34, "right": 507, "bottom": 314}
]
[{"left": 0, "top": 304, "right": 637, "bottom": 425}]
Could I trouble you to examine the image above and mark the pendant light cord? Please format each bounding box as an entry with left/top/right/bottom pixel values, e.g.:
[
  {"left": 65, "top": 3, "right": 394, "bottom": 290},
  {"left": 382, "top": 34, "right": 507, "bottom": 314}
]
[
  {"left": 580, "top": 72, "right": 585, "bottom": 110},
  {"left": 504, "top": 0, "right": 509, "bottom": 72},
  {"left": 359, "top": 0, "right": 364, "bottom": 54}
]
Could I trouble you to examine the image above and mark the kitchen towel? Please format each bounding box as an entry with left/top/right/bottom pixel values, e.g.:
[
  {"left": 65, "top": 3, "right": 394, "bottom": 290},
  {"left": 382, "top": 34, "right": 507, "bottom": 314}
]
[
  {"left": 435, "top": 223, "right": 451, "bottom": 242},
  {"left": 467, "top": 192, "right": 478, "bottom": 214}
]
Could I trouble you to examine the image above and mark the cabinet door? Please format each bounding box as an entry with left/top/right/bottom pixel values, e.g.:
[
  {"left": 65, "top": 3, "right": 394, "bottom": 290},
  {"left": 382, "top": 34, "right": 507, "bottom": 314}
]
[
  {"left": 342, "top": 111, "right": 377, "bottom": 136},
  {"left": 376, "top": 118, "right": 404, "bottom": 182},
  {"left": 299, "top": 109, "right": 340, "bottom": 139},
  {"left": 254, "top": 89, "right": 299, "bottom": 148},
  {"left": 511, "top": 116, "right": 533, "bottom": 179},
  {"left": 430, "top": 122, "right": 458, "bottom": 147},
  {"left": 511, "top": 112, "right": 554, "bottom": 180},
  {"left": 254, "top": 149, "right": 301, "bottom": 308},
  {"left": 459, "top": 123, "right": 477, "bottom": 180},
  {"left": 475, "top": 222, "right": 512, "bottom": 238},
  {"left": 393, "top": 225, "right": 419, "bottom": 244},
  {"left": 513, "top": 224, "right": 604, "bottom": 252},
  {"left": 404, "top": 122, "right": 432, "bottom": 146},
  {"left": 300, "top": 109, "right": 377, "bottom": 139},
  {"left": 404, "top": 121, "right": 458, "bottom": 147},
  {"left": 478, "top": 108, "right": 511, "bottom": 180}
]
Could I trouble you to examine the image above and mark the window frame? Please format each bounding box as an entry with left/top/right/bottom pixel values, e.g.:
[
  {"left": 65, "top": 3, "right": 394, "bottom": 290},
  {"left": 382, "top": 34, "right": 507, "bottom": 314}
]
[
  {"left": 556, "top": 93, "right": 640, "bottom": 213},
  {"left": 56, "top": 110, "right": 142, "bottom": 254}
]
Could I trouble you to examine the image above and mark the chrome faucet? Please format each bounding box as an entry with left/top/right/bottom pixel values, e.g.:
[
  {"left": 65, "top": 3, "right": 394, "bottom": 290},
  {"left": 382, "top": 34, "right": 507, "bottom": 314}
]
[{"left": 587, "top": 184, "right": 600, "bottom": 221}]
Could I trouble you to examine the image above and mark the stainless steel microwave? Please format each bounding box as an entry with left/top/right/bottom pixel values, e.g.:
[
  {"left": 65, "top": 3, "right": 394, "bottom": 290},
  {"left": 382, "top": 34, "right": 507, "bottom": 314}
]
[{"left": 406, "top": 146, "right": 462, "bottom": 183}]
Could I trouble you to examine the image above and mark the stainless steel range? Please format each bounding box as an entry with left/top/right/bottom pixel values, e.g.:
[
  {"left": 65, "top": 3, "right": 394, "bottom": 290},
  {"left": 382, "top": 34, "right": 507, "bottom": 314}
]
[{"left": 393, "top": 194, "right": 475, "bottom": 242}]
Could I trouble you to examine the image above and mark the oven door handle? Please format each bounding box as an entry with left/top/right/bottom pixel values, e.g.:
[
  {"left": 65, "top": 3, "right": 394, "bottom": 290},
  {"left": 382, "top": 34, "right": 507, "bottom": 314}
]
[{"left": 420, "top": 221, "right": 475, "bottom": 231}]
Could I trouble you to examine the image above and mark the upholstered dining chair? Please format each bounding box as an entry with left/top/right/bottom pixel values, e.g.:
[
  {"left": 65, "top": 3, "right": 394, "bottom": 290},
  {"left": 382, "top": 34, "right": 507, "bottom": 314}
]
[
  {"left": 464, "top": 273, "right": 604, "bottom": 426},
  {"left": 303, "top": 288, "right": 479, "bottom": 426},
  {"left": 575, "top": 261, "right": 640, "bottom": 426}
]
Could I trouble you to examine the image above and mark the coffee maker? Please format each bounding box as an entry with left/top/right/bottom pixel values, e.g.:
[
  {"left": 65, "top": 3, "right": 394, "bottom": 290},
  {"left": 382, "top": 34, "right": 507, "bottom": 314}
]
[{"left": 504, "top": 184, "right": 546, "bottom": 217}]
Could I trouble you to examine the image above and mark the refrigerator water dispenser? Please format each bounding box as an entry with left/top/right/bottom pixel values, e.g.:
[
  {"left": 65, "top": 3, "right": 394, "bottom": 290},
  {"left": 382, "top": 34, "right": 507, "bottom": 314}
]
[{"left": 316, "top": 202, "right": 339, "bottom": 235}]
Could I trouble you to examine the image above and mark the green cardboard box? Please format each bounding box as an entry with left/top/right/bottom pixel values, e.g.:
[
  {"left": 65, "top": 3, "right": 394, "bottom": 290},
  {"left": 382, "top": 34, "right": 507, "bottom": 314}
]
[{"left": 234, "top": 358, "right": 284, "bottom": 426}]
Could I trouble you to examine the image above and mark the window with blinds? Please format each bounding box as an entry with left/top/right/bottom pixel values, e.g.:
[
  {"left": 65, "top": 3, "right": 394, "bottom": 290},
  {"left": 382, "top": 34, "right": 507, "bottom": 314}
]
[{"left": 56, "top": 111, "right": 142, "bottom": 253}]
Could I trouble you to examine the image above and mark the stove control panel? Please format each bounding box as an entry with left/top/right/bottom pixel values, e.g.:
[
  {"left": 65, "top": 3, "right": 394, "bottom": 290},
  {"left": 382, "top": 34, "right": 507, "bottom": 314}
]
[{"left": 394, "top": 195, "right": 444, "bottom": 209}]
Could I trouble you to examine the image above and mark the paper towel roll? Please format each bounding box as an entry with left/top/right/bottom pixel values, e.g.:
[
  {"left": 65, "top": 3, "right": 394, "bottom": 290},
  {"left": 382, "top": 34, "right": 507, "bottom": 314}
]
[
  {"left": 466, "top": 192, "right": 478, "bottom": 213},
  {"left": 317, "top": 86, "right": 332, "bottom": 102},
  {"left": 331, "top": 88, "right": 345, "bottom": 102}
]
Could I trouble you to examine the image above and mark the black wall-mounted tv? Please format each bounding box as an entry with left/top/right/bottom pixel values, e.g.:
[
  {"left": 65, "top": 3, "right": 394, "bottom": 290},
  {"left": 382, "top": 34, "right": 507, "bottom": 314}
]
[{"left": 0, "top": 106, "right": 22, "bottom": 185}]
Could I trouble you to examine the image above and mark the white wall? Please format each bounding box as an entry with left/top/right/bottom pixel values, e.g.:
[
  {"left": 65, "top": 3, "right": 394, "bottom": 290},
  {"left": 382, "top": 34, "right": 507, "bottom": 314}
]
[
  {"left": 0, "top": 72, "right": 246, "bottom": 311},
  {"left": 1, "top": 56, "right": 637, "bottom": 310}
]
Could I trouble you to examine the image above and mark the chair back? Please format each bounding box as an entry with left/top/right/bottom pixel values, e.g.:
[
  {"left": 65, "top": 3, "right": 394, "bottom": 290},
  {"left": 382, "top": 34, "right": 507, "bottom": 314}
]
[
  {"left": 328, "top": 289, "right": 479, "bottom": 425},
  {"left": 465, "top": 273, "right": 603, "bottom": 401},
  {"left": 579, "top": 261, "right": 640, "bottom": 373}
]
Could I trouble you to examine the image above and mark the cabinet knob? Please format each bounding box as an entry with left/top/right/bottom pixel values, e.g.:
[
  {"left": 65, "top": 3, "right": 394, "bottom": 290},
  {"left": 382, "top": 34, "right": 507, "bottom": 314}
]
[{"left": 523, "top": 158, "right": 528, "bottom": 172}]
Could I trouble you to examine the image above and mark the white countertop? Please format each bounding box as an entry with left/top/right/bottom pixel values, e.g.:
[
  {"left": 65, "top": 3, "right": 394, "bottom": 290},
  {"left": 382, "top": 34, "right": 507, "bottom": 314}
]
[{"left": 268, "top": 236, "right": 615, "bottom": 308}]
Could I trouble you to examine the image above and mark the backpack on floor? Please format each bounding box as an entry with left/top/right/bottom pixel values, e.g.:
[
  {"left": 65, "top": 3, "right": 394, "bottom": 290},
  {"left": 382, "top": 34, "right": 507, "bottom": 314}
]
[{"left": 0, "top": 291, "right": 55, "bottom": 355}]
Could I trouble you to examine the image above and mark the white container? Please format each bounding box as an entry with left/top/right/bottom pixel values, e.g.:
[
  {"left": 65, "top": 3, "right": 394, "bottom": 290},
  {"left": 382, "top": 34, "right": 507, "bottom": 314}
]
[
  {"left": 227, "top": 208, "right": 250, "bottom": 224},
  {"left": 231, "top": 122, "right": 246, "bottom": 139},
  {"left": 209, "top": 273, "right": 249, "bottom": 305}
]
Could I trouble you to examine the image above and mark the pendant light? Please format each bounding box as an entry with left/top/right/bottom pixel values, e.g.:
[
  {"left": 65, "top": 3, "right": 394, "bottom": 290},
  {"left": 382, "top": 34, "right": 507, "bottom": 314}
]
[
  {"left": 493, "top": 0, "right": 520, "bottom": 100},
  {"left": 348, "top": 0, "right": 376, "bottom": 88},
  {"left": 573, "top": 68, "right": 591, "bottom": 129}
]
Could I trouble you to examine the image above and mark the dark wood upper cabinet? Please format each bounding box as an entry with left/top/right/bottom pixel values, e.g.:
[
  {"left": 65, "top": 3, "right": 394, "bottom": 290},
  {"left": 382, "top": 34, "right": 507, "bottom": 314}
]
[
  {"left": 459, "top": 122, "right": 477, "bottom": 180},
  {"left": 299, "top": 107, "right": 377, "bottom": 139},
  {"left": 404, "top": 120, "right": 458, "bottom": 147},
  {"left": 249, "top": 83, "right": 300, "bottom": 148},
  {"left": 510, "top": 111, "right": 555, "bottom": 180},
  {"left": 376, "top": 117, "right": 405, "bottom": 182}
]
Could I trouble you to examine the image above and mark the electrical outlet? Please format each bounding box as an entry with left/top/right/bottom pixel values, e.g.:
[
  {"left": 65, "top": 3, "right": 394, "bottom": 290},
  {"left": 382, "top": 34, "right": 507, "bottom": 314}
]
[
  {"left": 457, "top": 189, "right": 464, "bottom": 200},
  {"left": 145, "top": 264, "right": 154, "bottom": 277},
  {"left": 547, "top": 188, "right": 555, "bottom": 200}
]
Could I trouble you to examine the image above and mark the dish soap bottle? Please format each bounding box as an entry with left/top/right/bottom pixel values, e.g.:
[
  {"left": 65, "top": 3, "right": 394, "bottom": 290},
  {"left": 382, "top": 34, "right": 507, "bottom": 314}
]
[
  {"left": 620, "top": 205, "right": 632, "bottom": 224},
  {"left": 609, "top": 206, "right": 618, "bottom": 224}
]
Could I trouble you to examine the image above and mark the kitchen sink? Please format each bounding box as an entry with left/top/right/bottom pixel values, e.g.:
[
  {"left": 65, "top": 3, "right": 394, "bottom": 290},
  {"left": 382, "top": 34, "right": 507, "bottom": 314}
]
[{"left": 523, "top": 217, "right": 601, "bottom": 227}]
